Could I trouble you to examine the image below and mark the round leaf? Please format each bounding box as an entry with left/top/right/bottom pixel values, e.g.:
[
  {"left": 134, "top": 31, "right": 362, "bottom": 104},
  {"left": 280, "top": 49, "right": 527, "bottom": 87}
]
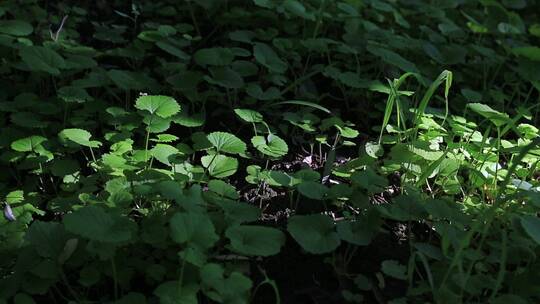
[
  {"left": 287, "top": 214, "right": 340, "bottom": 254},
  {"left": 135, "top": 95, "right": 181, "bottom": 118},
  {"left": 226, "top": 225, "right": 285, "bottom": 256},
  {"left": 207, "top": 132, "right": 247, "bottom": 154}
]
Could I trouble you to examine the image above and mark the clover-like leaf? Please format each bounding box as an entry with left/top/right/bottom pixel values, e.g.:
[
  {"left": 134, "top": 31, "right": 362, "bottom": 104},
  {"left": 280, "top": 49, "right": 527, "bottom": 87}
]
[
  {"left": 11, "top": 136, "right": 47, "bottom": 152},
  {"left": 287, "top": 214, "right": 340, "bottom": 254},
  {"left": 251, "top": 135, "right": 288, "bottom": 158},
  {"left": 59, "top": 128, "right": 102, "bottom": 148},
  {"left": 207, "top": 132, "right": 247, "bottom": 154},
  {"left": 226, "top": 225, "right": 285, "bottom": 256}
]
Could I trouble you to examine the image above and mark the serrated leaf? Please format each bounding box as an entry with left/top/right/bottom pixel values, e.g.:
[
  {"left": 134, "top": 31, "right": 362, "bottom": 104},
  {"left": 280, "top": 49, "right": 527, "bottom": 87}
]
[
  {"left": 201, "top": 154, "right": 238, "bottom": 178},
  {"left": 59, "top": 128, "right": 102, "bottom": 148},
  {"left": 207, "top": 132, "right": 247, "bottom": 154},
  {"left": 251, "top": 135, "right": 288, "bottom": 158},
  {"left": 234, "top": 108, "right": 264, "bottom": 123},
  {"left": 135, "top": 95, "right": 181, "bottom": 118}
]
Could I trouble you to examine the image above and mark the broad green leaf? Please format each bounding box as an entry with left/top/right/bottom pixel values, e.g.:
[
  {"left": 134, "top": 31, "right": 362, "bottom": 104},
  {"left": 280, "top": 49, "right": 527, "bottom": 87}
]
[
  {"left": 208, "top": 180, "right": 239, "bottom": 199},
  {"left": 20, "top": 46, "right": 65, "bottom": 75},
  {"left": 107, "top": 70, "right": 147, "bottom": 90},
  {"left": 297, "top": 181, "right": 328, "bottom": 200},
  {"left": 59, "top": 128, "right": 102, "bottom": 148},
  {"left": 381, "top": 260, "right": 407, "bottom": 280},
  {"left": 520, "top": 215, "right": 540, "bottom": 244},
  {"left": 170, "top": 212, "right": 218, "bottom": 249},
  {"left": 194, "top": 47, "right": 234, "bottom": 66},
  {"left": 337, "top": 220, "right": 376, "bottom": 246},
  {"left": 154, "top": 281, "right": 199, "bottom": 304},
  {"left": 205, "top": 67, "right": 244, "bottom": 89},
  {"left": 135, "top": 95, "right": 181, "bottom": 118},
  {"left": 226, "top": 225, "right": 285, "bottom": 256},
  {"left": 366, "top": 45, "right": 419, "bottom": 73},
  {"left": 287, "top": 214, "right": 340, "bottom": 254},
  {"left": 63, "top": 205, "right": 136, "bottom": 243},
  {"left": 513, "top": 46, "right": 540, "bottom": 61},
  {"left": 234, "top": 108, "right": 264, "bottom": 123},
  {"left": 173, "top": 112, "right": 205, "bottom": 127},
  {"left": 201, "top": 154, "right": 238, "bottom": 178},
  {"left": 207, "top": 132, "right": 247, "bottom": 154},
  {"left": 251, "top": 135, "right": 288, "bottom": 158},
  {"left": 151, "top": 144, "right": 179, "bottom": 166},
  {"left": 254, "top": 43, "right": 287, "bottom": 73},
  {"left": 11, "top": 136, "right": 47, "bottom": 152},
  {"left": 25, "top": 221, "right": 66, "bottom": 258},
  {"left": 467, "top": 103, "right": 510, "bottom": 127},
  {"left": 57, "top": 86, "right": 92, "bottom": 103},
  {"left": 0, "top": 20, "right": 33, "bottom": 36}
]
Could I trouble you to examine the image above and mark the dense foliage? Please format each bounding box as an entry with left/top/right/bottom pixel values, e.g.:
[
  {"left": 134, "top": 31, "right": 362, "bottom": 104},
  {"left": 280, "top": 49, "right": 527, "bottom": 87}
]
[{"left": 1, "top": 0, "right": 540, "bottom": 303}]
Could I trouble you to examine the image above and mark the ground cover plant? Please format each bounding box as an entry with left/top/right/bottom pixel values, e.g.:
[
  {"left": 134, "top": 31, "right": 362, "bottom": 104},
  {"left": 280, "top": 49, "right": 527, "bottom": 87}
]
[{"left": 1, "top": 0, "right": 540, "bottom": 303}]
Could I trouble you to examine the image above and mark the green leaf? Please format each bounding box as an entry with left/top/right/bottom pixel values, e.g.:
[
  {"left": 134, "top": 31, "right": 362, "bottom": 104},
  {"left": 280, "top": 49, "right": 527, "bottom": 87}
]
[
  {"left": 287, "top": 214, "right": 340, "bottom": 254},
  {"left": 25, "top": 221, "right": 66, "bottom": 258},
  {"left": 107, "top": 70, "right": 148, "bottom": 91},
  {"left": 467, "top": 103, "right": 510, "bottom": 127},
  {"left": 59, "top": 128, "right": 102, "bottom": 148},
  {"left": 63, "top": 205, "right": 136, "bottom": 243},
  {"left": 170, "top": 212, "right": 218, "bottom": 249},
  {"left": 194, "top": 47, "right": 234, "bottom": 66},
  {"left": 57, "top": 86, "right": 92, "bottom": 103},
  {"left": 381, "top": 260, "right": 407, "bottom": 280},
  {"left": 205, "top": 67, "right": 244, "bottom": 89},
  {"left": 271, "top": 100, "right": 331, "bottom": 114},
  {"left": 297, "top": 181, "right": 328, "bottom": 200},
  {"left": 226, "top": 225, "right": 285, "bottom": 256},
  {"left": 154, "top": 281, "right": 198, "bottom": 304},
  {"left": 20, "top": 46, "right": 65, "bottom": 75},
  {"left": 0, "top": 20, "right": 33, "bottom": 36},
  {"left": 336, "top": 220, "right": 377, "bottom": 246},
  {"left": 135, "top": 95, "right": 181, "bottom": 118},
  {"left": 11, "top": 136, "right": 47, "bottom": 152},
  {"left": 513, "top": 46, "right": 540, "bottom": 61},
  {"left": 251, "top": 135, "right": 288, "bottom": 158},
  {"left": 520, "top": 215, "right": 540, "bottom": 244},
  {"left": 201, "top": 154, "right": 238, "bottom": 178},
  {"left": 207, "top": 132, "right": 247, "bottom": 154},
  {"left": 366, "top": 45, "right": 419, "bottom": 74},
  {"left": 254, "top": 43, "right": 287, "bottom": 74},
  {"left": 151, "top": 144, "right": 179, "bottom": 166},
  {"left": 234, "top": 108, "right": 264, "bottom": 123}
]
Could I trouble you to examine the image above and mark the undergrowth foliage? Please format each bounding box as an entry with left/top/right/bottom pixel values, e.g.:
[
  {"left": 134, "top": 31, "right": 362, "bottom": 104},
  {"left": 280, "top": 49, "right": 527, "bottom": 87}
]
[{"left": 1, "top": 0, "right": 540, "bottom": 303}]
